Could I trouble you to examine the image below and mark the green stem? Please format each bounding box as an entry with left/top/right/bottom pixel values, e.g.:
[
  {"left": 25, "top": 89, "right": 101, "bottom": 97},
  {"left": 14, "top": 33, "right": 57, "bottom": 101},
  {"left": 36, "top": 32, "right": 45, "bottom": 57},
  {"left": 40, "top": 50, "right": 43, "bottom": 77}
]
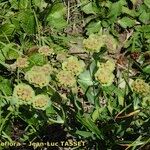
[{"left": 0, "top": 112, "right": 12, "bottom": 134}]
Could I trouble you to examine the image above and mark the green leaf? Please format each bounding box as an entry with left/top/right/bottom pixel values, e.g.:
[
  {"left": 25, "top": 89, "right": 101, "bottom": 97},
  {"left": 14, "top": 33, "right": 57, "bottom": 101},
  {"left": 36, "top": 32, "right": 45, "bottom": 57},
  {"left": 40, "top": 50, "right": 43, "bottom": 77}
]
[
  {"left": 10, "top": 0, "right": 19, "bottom": 10},
  {"left": 143, "top": 65, "right": 150, "bottom": 74},
  {"left": 144, "top": 0, "right": 150, "bottom": 8},
  {"left": 77, "top": 114, "right": 104, "bottom": 139},
  {"left": 92, "top": 109, "right": 99, "bottom": 122},
  {"left": 0, "top": 43, "right": 17, "bottom": 62},
  {"left": 7, "top": 49, "right": 19, "bottom": 60},
  {"left": 81, "top": 1, "right": 98, "bottom": 15},
  {"left": 78, "top": 70, "right": 96, "bottom": 104},
  {"left": 78, "top": 70, "right": 93, "bottom": 86},
  {"left": 0, "top": 53, "right": 5, "bottom": 62},
  {"left": 139, "top": 11, "right": 150, "bottom": 24},
  {"left": 0, "top": 23, "right": 15, "bottom": 37},
  {"left": 122, "top": 6, "right": 138, "bottom": 17},
  {"left": 118, "top": 17, "right": 136, "bottom": 28},
  {"left": 46, "top": 106, "right": 64, "bottom": 124},
  {"left": 47, "top": 17, "right": 67, "bottom": 29},
  {"left": 32, "top": 0, "right": 47, "bottom": 10},
  {"left": 76, "top": 130, "right": 93, "bottom": 138},
  {"left": 46, "top": 3, "right": 67, "bottom": 30},
  {"left": 102, "top": 85, "right": 124, "bottom": 106},
  {"left": 108, "top": 1, "right": 122, "bottom": 22},
  {"left": 18, "top": 10, "right": 35, "bottom": 34},
  {"left": 135, "top": 25, "right": 150, "bottom": 32},
  {"left": 86, "top": 21, "right": 101, "bottom": 35},
  {"left": 0, "top": 77, "right": 12, "bottom": 96},
  {"left": 19, "top": 0, "right": 30, "bottom": 9},
  {"left": 29, "top": 53, "right": 47, "bottom": 66}
]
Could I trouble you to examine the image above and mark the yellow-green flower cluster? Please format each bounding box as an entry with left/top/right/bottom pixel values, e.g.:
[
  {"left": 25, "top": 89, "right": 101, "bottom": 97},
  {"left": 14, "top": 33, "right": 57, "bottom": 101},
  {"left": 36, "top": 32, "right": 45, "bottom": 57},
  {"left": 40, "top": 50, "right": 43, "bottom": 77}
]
[
  {"left": 13, "top": 83, "right": 50, "bottom": 110},
  {"left": 32, "top": 94, "right": 50, "bottom": 110},
  {"left": 99, "top": 59, "right": 116, "bottom": 72},
  {"left": 25, "top": 64, "right": 52, "bottom": 88},
  {"left": 95, "top": 69, "right": 114, "bottom": 86},
  {"left": 83, "top": 33, "right": 118, "bottom": 54},
  {"left": 16, "top": 57, "right": 29, "bottom": 69},
  {"left": 83, "top": 34, "right": 104, "bottom": 52},
  {"left": 31, "top": 64, "right": 53, "bottom": 76},
  {"left": 95, "top": 60, "right": 115, "bottom": 86},
  {"left": 57, "top": 70, "right": 76, "bottom": 87},
  {"left": 25, "top": 71, "right": 50, "bottom": 88},
  {"left": 131, "top": 79, "right": 150, "bottom": 96},
  {"left": 102, "top": 34, "right": 118, "bottom": 54},
  {"left": 38, "top": 45, "right": 54, "bottom": 56},
  {"left": 62, "top": 56, "right": 85, "bottom": 76},
  {"left": 13, "top": 83, "right": 35, "bottom": 105}
]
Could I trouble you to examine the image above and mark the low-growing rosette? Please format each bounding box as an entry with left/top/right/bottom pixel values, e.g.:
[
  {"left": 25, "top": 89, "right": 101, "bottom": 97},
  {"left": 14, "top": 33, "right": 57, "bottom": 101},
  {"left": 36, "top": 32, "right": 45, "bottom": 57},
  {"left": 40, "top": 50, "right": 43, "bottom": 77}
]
[
  {"left": 57, "top": 70, "right": 76, "bottom": 87},
  {"left": 62, "top": 56, "right": 85, "bottom": 76},
  {"left": 13, "top": 83, "right": 35, "bottom": 105},
  {"left": 83, "top": 34, "right": 104, "bottom": 52},
  {"left": 131, "top": 79, "right": 150, "bottom": 96},
  {"left": 38, "top": 45, "right": 53, "bottom": 56},
  {"left": 25, "top": 70, "right": 50, "bottom": 88},
  {"left": 32, "top": 94, "right": 50, "bottom": 110}
]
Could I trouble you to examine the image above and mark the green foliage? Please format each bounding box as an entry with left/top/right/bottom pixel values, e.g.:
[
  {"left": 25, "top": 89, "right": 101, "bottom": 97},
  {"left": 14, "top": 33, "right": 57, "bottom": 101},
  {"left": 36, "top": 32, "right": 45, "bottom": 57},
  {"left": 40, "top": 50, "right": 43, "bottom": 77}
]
[
  {"left": 0, "top": 0, "right": 150, "bottom": 150},
  {"left": 46, "top": 2, "right": 67, "bottom": 30}
]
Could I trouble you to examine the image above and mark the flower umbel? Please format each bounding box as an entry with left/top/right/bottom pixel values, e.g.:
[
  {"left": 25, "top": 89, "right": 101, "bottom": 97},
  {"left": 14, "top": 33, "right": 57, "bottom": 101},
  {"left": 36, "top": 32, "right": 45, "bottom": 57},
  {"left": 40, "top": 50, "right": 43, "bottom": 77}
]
[
  {"left": 62, "top": 56, "right": 85, "bottom": 76},
  {"left": 57, "top": 70, "right": 76, "bottom": 87},
  {"left": 99, "top": 59, "right": 116, "bottom": 72},
  {"left": 131, "top": 79, "right": 150, "bottom": 96},
  {"left": 40, "top": 64, "right": 53, "bottom": 75},
  {"left": 95, "top": 60, "right": 116, "bottom": 86},
  {"left": 83, "top": 34, "right": 104, "bottom": 52},
  {"left": 16, "top": 57, "right": 29, "bottom": 69},
  {"left": 25, "top": 70, "right": 50, "bottom": 88},
  {"left": 95, "top": 69, "right": 114, "bottom": 86},
  {"left": 102, "top": 34, "right": 118, "bottom": 54},
  {"left": 13, "top": 83, "right": 35, "bottom": 105},
  {"left": 38, "top": 46, "right": 53, "bottom": 56},
  {"left": 32, "top": 94, "right": 50, "bottom": 110},
  {"left": 31, "top": 64, "right": 53, "bottom": 76}
]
